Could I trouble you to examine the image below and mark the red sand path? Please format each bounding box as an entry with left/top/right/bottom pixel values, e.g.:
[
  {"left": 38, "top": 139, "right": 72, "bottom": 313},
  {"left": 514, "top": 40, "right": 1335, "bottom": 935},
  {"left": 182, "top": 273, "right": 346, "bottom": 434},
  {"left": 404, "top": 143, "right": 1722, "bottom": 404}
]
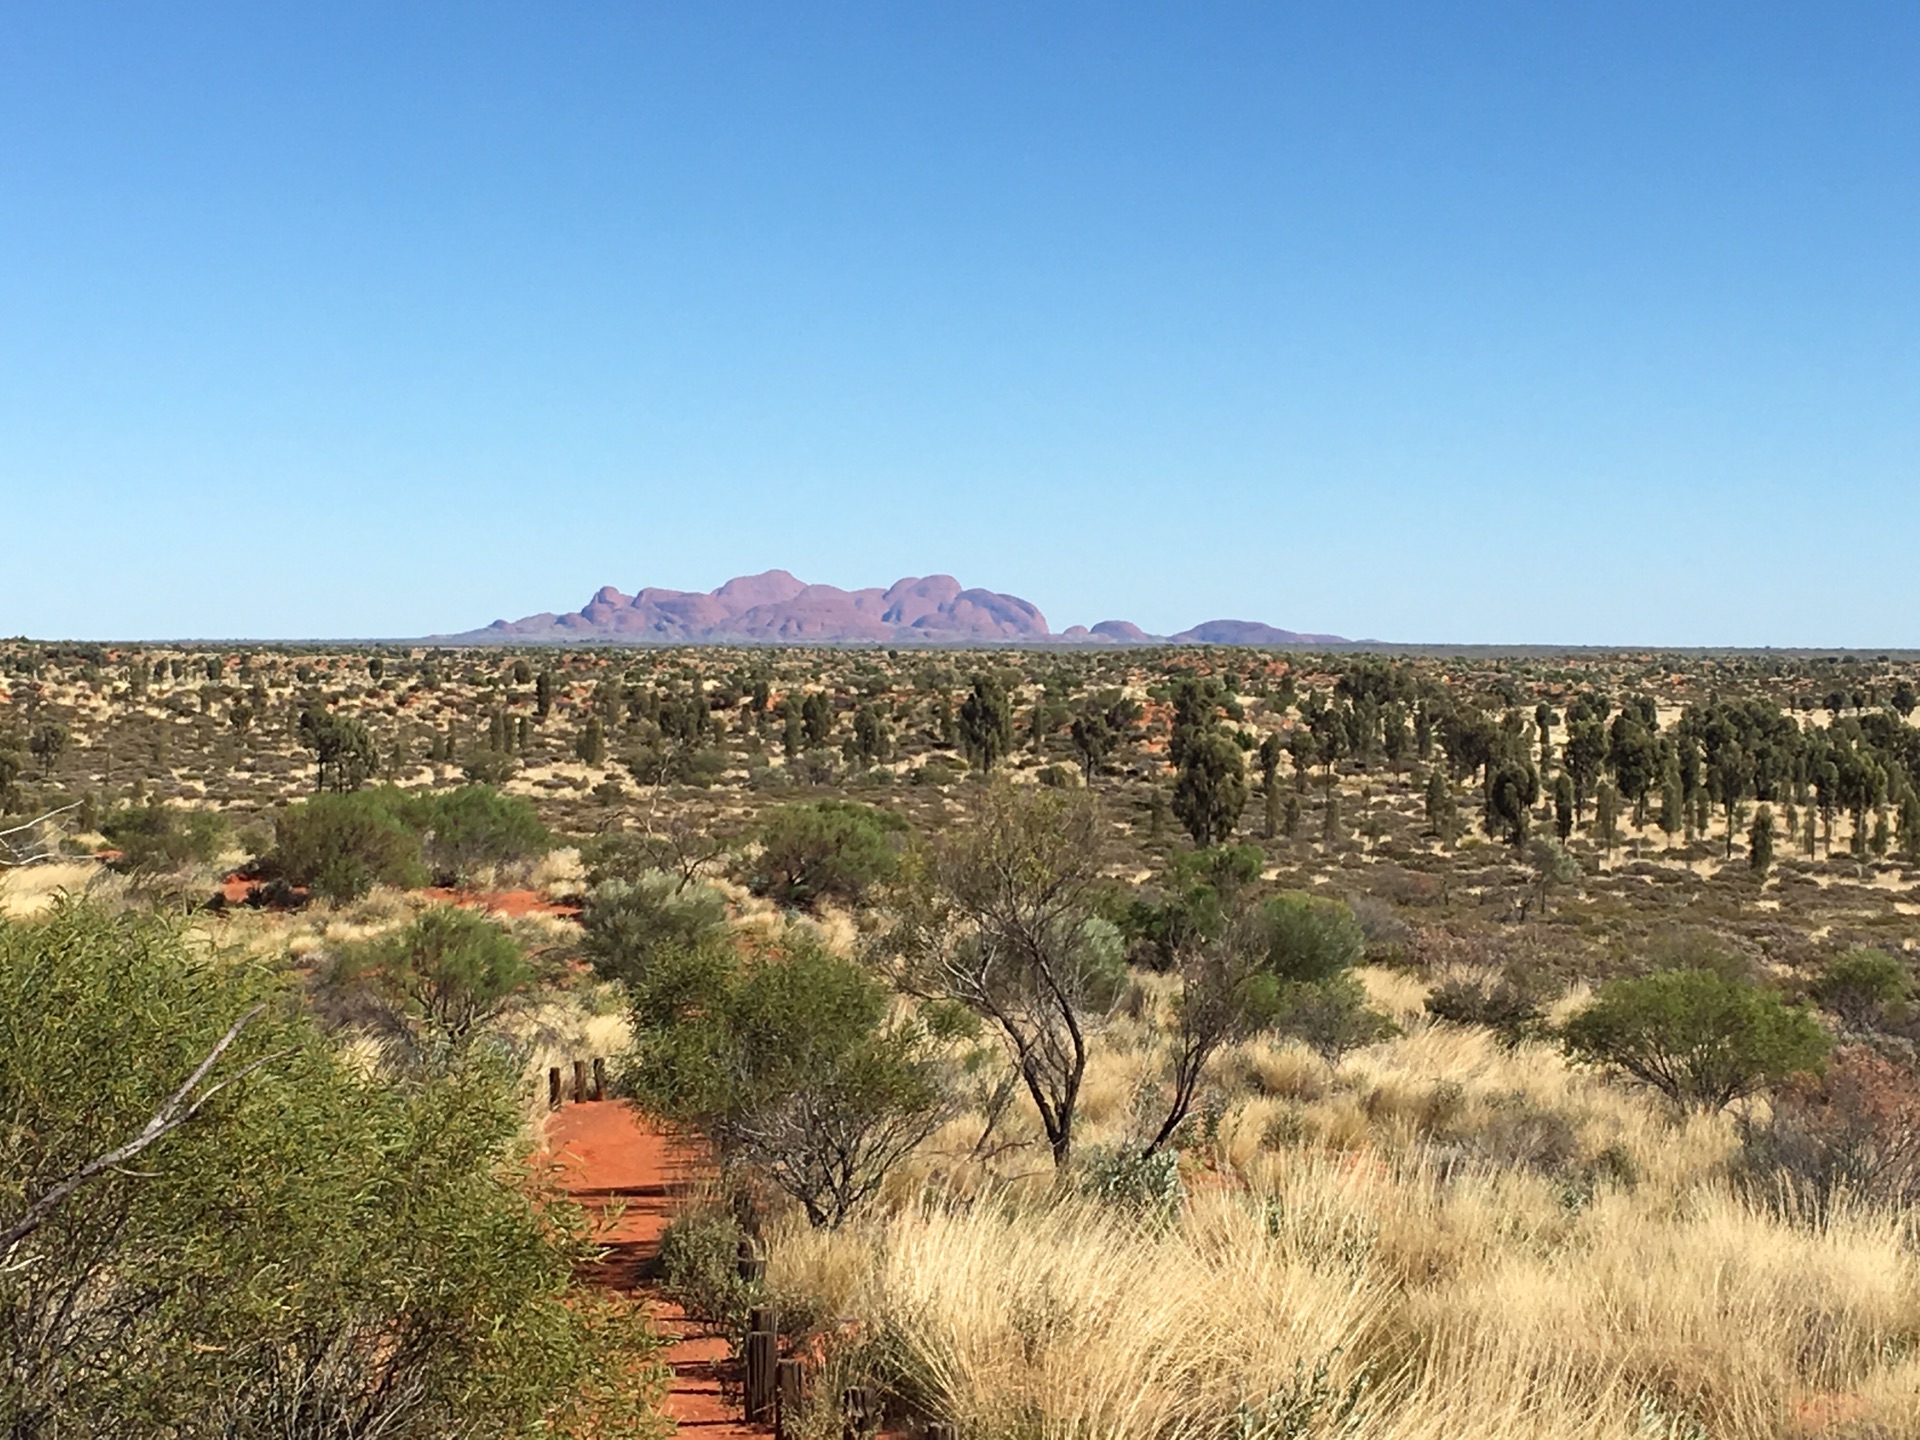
[{"left": 546, "top": 1101, "right": 765, "bottom": 1438}]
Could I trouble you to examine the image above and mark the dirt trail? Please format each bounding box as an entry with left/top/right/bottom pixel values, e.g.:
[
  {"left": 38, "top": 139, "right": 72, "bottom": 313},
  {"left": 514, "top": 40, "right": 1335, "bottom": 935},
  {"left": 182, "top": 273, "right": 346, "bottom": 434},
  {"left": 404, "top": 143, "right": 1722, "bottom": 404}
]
[{"left": 546, "top": 1101, "right": 764, "bottom": 1438}]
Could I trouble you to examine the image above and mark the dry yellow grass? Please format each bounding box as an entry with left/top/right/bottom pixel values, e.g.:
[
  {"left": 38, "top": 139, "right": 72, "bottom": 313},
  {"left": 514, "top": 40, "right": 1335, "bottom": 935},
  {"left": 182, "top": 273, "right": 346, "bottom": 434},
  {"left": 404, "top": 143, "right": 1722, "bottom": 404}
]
[
  {"left": 765, "top": 1015, "right": 1920, "bottom": 1439},
  {"left": 0, "top": 860, "right": 114, "bottom": 918}
]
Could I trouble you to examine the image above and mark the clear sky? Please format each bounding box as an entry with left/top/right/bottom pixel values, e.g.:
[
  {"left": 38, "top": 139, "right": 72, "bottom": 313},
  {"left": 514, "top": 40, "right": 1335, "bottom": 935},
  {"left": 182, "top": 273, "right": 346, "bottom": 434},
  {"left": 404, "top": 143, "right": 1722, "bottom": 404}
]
[{"left": 2, "top": 3, "right": 1915, "bottom": 645}]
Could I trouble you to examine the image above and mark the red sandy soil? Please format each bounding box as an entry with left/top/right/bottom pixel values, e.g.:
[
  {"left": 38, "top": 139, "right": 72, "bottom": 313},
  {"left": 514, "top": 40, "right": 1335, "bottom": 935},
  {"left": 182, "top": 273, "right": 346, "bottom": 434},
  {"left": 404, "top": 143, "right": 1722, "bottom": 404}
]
[
  {"left": 421, "top": 886, "right": 582, "bottom": 919},
  {"left": 207, "top": 876, "right": 578, "bottom": 919},
  {"left": 547, "top": 1102, "right": 766, "bottom": 1438}
]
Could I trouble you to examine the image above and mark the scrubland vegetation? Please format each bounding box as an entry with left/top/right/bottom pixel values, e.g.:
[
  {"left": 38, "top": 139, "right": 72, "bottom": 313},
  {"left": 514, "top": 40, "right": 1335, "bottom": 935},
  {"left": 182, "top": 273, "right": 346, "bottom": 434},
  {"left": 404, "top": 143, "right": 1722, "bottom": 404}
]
[{"left": 6, "top": 638, "right": 1920, "bottom": 1437}]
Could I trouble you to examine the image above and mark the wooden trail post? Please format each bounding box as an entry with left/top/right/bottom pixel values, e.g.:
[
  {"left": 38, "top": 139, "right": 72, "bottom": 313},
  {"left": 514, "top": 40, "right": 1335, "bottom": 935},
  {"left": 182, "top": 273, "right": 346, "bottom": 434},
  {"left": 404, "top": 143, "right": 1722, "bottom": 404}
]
[
  {"left": 572, "top": 1059, "right": 588, "bottom": 1104},
  {"left": 745, "top": 1307, "right": 776, "bottom": 1424},
  {"left": 774, "top": 1358, "right": 803, "bottom": 1440},
  {"left": 840, "top": 1385, "right": 878, "bottom": 1440},
  {"left": 547, "top": 1067, "right": 562, "bottom": 1109},
  {"left": 591, "top": 1056, "right": 606, "bottom": 1101}
]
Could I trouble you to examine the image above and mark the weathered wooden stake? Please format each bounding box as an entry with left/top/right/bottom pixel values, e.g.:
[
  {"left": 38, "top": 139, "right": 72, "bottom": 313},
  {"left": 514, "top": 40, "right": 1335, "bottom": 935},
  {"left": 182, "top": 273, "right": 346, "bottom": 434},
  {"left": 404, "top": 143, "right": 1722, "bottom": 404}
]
[
  {"left": 774, "top": 1358, "right": 803, "bottom": 1440},
  {"left": 591, "top": 1056, "right": 606, "bottom": 1101},
  {"left": 745, "top": 1308, "right": 776, "bottom": 1423},
  {"left": 841, "top": 1385, "right": 879, "bottom": 1440},
  {"left": 572, "top": 1059, "right": 589, "bottom": 1104},
  {"left": 547, "top": 1066, "right": 562, "bottom": 1109}
]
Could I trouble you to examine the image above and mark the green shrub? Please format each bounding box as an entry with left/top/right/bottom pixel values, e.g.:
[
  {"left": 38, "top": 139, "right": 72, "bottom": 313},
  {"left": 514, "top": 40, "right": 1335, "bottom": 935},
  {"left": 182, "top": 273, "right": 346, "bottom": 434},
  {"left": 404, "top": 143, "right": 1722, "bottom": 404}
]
[
  {"left": 99, "top": 802, "right": 227, "bottom": 874},
  {"left": 1811, "top": 948, "right": 1909, "bottom": 1032},
  {"left": 338, "top": 905, "right": 532, "bottom": 1048},
  {"left": 744, "top": 801, "right": 905, "bottom": 910},
  {"left": 582, "top": 874, "right": 730, "bottom": 989},
  {"left": 626, "top": 929, "right": 948, "bottom": 1227},
  {"left": 656, "top": 1207, "right": 759, "bottom": 1337},
  {"left": 1561, "top": 968, "right": 1830, "bottom": 1113},
  {"left": 1274, "top": 974, "right": 1399, "bottom": 1068},
  {"left": 1264, "top": 893, "right": 1366, "bottom": 985},
  {"left": 0, "top": 900, "right": 657, "bottom": 1435},
  {"left": 1079, "top": 1145, "right": 1185, "bottom": 1221},
  {"left": 412, "top": 785, "right": 549, "bottom": 885},
  {"left": 263, "top": 790, "right": 426, "bottom": 903}
]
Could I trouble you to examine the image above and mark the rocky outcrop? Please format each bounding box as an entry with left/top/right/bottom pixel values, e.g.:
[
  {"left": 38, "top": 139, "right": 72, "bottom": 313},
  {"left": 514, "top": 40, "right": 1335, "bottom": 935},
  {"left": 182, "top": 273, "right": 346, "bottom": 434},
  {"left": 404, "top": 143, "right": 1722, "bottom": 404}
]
[{"left": 441, "top": 572, "right": 1347, "bottom": 646}]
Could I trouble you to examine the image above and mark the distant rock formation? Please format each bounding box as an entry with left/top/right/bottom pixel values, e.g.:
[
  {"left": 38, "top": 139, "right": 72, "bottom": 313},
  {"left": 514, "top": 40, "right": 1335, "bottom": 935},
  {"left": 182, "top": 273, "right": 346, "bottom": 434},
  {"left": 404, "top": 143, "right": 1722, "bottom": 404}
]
[
  {"left": 438, "top": 572, "right": 1348, "bottom": 646},
  {"left": 455, "top": 571, "right": 1051, "bottom": 645},
  {"left": 1170, "top": 619, "right": 1349, "bottom": 646}
]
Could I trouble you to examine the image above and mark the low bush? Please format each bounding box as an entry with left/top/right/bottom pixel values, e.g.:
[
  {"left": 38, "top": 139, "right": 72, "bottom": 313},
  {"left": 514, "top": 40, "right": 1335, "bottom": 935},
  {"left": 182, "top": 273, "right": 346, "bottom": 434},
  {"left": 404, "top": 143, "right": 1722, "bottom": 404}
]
[
  {"left": 1738, "top": 1044, "right": 1920, "bottom": 1220},
  {"left": 413, "top": 785, "right": 549, "bottom": 885},
  {"left": 1810, "top": 947, "right": 1909, "bottom": 1032},
  {"left": 261, "top": 790, "right": 426, "bottom": 903},
  {"left": 0, "top": 900, "right": 659, "bottom": 1436},
  {"left": 99, "top": 802, "right": 227, "bottom": 874},
  {"left": 1560, "top": 968, "right": 1829, "bottom": 1113},
  {"left": 743, "top": 801, "right": 905, "bottom": 911},
  {"left": 1424, "top": 973, "right": 1548, "bottom": 1048}
]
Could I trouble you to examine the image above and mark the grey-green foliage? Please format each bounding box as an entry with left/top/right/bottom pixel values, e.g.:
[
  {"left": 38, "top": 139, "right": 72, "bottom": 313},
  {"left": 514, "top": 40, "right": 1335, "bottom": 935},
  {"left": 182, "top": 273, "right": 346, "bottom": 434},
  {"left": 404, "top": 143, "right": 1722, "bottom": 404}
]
[
  {"left": 1263, "top": 894, "right": 1365, "bottom": 985},
  {"left": 0, "top": 900, "right": 652, "bottom": 1439},
  {"left": 1811, "top": 947, "right": 1908, "bottom": 1031},
  {"left": 1079, "top": 1145, "right": 1185, "bottom": 1222},
  {"left": 99, "top": 801, "right": 228, "bottom": 874},
  {"left": 1261, "top": 895, "right": 1395, "bottom": 1066},
  {"left": 582, "top": 872, "right": 731, "bottom": 989},
  {"left": 887, "top": 784, "right": 1123, "bottom": 1167},
  {"left": 625, "top": 927, "right": 951, "bottom": 1228},
  {"left": 1561, "top": 968, "right": 1830, "bottom": 1113},
  {"left": 339, "top": 904, "right": 533, "bottom": 1050}
]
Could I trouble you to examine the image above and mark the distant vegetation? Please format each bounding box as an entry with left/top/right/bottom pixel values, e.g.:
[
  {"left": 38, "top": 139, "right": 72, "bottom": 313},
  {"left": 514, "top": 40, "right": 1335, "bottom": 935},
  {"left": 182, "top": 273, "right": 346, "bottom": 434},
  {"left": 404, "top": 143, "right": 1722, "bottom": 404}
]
[{"left": 6, "top": 637, "right": 1920, "bottom": 1435}]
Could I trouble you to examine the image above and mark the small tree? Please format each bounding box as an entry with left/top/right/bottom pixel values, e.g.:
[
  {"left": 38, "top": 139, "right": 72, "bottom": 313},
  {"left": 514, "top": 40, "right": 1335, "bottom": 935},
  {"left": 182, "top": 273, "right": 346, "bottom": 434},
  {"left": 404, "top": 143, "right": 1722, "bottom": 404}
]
[
  {"left": 1425, "top": 769, "right": 1457, "bottom": 842},
  {"left": 1525, "top": 836, "right": 1581, "bottom": 918},
  {"left": 343, "top": 905, "right": 532, "bottom": 1048},
  {"left": 626, "top": 930, "right": 950, "bottom": 1227},
  {"left": 1749, "top": 804, "right": 1776, "bottom": 876},
  {"left": 575, "top": 715, "right": 605, "bottom": 766},
  {"left": 1561, "top": 968, "right": 1829, "bottom": 1113},
  {"left": 886, "top": 785, "right": 1122, "bottom": 1167},
  {"left": 957, "top": 675, "right": 1015, "bottom": 773},
  {"left": 1487, "top": 761, "right": 1539, "bottom": 848},
  {"left": 1593, "top": 781, "right": 1619, "bottom": 856},
  {"left": 1171, "top": 730, "right": 1248, "bottom": 848},
  {"left": 746, "top": 801, "right": 904, "bottom": 910},
  {"left": 1070, "top": 709, "right": 1114, "bottom": 786},
  {"left": 1811, "top": 947, "right": 1908, "bottom": 1032},
  {"left": 296, "top": 708, "right": 375, "bottom": 793},
  {"left": 26, "top": 722, "right": 67, "bottom": 779}
]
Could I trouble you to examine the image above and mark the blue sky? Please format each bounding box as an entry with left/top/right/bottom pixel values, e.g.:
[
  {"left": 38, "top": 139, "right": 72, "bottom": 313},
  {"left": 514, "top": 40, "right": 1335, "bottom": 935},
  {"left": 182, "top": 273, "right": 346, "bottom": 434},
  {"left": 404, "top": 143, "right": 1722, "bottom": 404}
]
[{"left": 1, "top": 3, "right": 1915, "bottom": 645}]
